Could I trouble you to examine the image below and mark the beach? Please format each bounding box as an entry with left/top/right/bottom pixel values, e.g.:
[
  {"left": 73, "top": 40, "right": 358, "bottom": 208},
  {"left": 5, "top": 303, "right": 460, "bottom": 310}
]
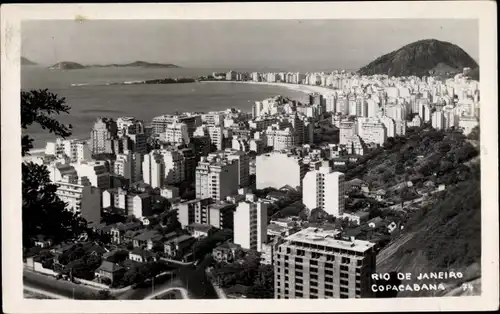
[{"left": 200, "top": 80, "right": 335, "bottom": 96}]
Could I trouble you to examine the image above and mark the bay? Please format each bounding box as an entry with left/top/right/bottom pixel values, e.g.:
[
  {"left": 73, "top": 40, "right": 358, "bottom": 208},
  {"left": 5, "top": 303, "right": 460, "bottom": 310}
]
[{"left": 21, "top": 66, "right": 309, "bottom": 148}]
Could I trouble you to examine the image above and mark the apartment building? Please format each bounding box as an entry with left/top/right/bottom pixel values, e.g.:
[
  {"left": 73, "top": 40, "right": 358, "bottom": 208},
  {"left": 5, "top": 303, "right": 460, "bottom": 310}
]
[
  {"left": 195, "top": 157, "right": 239, "bottom": 201},
  {"left": 256, "top": 151, "right": 307, "bottom": 190},
  {"left": 161, "top": 122, "right": 190, "bottom": 145},
  {"left": 233, "top": 194, "right": 268, "bottom": 252},
  {"left": 274, "top": 228, "right": 377, "bottom": 299},
  {"left": 302, "top": 161, "right": 345, "bottom": 217},
  {"left": 55, "top": 177, "right": 101, "bottom": 226}
]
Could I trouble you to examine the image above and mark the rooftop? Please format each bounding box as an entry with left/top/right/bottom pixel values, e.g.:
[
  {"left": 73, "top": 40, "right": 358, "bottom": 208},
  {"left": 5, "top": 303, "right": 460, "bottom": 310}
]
[{"left": 285, "top": 227, "right": 375, "bottom": 253}]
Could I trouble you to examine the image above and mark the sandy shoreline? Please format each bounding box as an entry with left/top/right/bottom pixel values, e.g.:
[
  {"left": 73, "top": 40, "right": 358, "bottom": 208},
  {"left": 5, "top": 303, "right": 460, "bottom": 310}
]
[{"left": 200, "top": 80, "right": 335, "bottom": 96}]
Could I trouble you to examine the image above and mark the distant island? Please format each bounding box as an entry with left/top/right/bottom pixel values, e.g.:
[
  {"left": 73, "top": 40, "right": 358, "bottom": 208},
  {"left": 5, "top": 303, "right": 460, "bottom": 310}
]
[
  {"left": 21, "top": 57, "right": 37, "bottom": 66},
  {"left": 49, "top": 60, "right": 181, "bottom": 70},
  {"left": 358, "top": 39, "right": 479, "bottom": 80},
  {"left": 92, "top": 61, "right": 181, "bottom": 68},
  {"left": 49, "top": 62, "right": 86, "bottom": 70}
]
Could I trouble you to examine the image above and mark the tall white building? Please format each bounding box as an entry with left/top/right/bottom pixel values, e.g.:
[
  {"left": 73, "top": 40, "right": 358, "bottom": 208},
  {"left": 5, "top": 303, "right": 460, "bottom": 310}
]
[
  {"left": 201, "top": 112, "right": 224, "bottom": 126},
  {"left": 233, "top": 194, "right": 268, "bottom": 252},
  {"left": 265, "top": 126, "right": 296, "bottom": 151},
  {"left": 431, "top": 111, "right": 445, "bottom": 130},
  {"left": 208, "top": 149, "right": 250, "bottom": 188},
  {"left": 195, "top": 157, "right": 239, "bottom": 201},
  {"left": 358, "top": 118, "right": 387, "bottom": 146},
  {"left": 208, "top": 125, "right": 224, "bottom": 150},
  {"left": 55, "top": 176, "right": 101, "bottom": 226},
  {"left": 325, "top": 94, "right": 336, "bottom": 112},
  {"left": 45, "top": 139, "right": 91, "bottom": 163},
  {"left": 302, "top": 161, "right": 345, "bottom": 217},
  {"left": 114, "top": 152, "right": 142, "bottom": 183},
  {"left": 73, "top": 160, "right": 111, "bottom": 190},
  {"left": 379, "top": 115, "right": 396, "bottom": 138},
  {"left": 142, "top": 151, "right": 164, "bottom": 188},
  {"left": 161, "top": 148, "right": 186, "bottom": 185},
  {"left": 256, "top": 151, "right": 307, "bottom": 190},
  {"left": 162, "top": 122, "right": 190, "bottom": 145}
]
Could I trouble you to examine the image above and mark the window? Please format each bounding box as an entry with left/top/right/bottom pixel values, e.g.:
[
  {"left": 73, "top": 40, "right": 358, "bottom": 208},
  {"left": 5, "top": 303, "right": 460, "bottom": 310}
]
[
  {"left": 295, "top": 257, "right": 303, "bottom": 263},
  {"left": 310, "top": 267, "right": 318, "bottom": 274},
  {"left": 296, "top": 278, "right": 303, "bottom": 284},
  {"left": 342, "top": 257, "right": 350, "bottom": 264},
  {"left": 356, "top": 260, "right": 362, "bottom": 266},
  {"left": 340, "top": 287, "right": 348, "bottom": 293},
  {"left": 325, "top": 291, "right": 334, "bottom": 297},
  {"left": 356, "top": 282, "right": 361, "bottom": 289},
  {"left": 286, "top": 247, "right": 291, "bottom": 254},
  {"left": 325, "top": 262, "right": 334, "bottom": 269},
  {"left": 310, "top": 260, "right": 318, "bottom": 266},
  {"left": 340, "top": 272, "right": 349, "bottom": 279},
  {"left": 310, "top": 274, "right": 318, "bottom": 280},
  {"left": 296, "top": 265, "right": 303, "bottom": 270},
  {"left": 325, "top": 270, "right": 333, "bottom": 276},
  {"left": 340, "top": 265, "right": 349, "bottom": 271},
  {"left": 340, "top": 280, "right": 349, "bottom": 286},
  {"left": 296, "top": 292, "right": 303, "bottom": 298},
  {"left": 325, "top": 284, "right": 333, "bottom": 290},
  {"left": 340, "top": 294, "right": 348, "bottom": 299}
]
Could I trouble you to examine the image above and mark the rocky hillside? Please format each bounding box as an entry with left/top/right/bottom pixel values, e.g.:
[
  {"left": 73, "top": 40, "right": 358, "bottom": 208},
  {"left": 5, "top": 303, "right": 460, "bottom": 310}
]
[
  {"left": 358, "top": 39, "right": 479, "bottom": 78},
  {"left": 21, "top": 57, "right": 37, "bottom": 65}
]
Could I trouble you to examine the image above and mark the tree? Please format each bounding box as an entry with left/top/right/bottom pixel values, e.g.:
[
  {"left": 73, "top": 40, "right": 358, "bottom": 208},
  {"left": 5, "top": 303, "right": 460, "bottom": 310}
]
[{"left": 22, "top": 89, "right": 86, "bottom": 247}]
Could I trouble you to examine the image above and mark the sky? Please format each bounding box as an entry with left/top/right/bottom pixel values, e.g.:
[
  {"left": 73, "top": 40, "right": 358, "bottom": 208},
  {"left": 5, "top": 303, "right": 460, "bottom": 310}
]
[{"left": 21, "top": 19, "right": 479, "bottom": 70}]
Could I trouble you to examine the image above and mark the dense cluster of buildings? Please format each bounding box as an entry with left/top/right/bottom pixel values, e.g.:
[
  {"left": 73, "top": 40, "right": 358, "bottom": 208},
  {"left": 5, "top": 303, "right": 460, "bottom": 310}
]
[{"left": 27, "top": 67, "right": 480, "bottom": 298}]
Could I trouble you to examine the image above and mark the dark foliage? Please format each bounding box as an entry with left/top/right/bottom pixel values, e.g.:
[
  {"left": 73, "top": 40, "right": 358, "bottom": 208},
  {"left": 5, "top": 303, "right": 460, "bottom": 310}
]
[{"left": 22, "top": 90, "right": 86, "bottom": 248}]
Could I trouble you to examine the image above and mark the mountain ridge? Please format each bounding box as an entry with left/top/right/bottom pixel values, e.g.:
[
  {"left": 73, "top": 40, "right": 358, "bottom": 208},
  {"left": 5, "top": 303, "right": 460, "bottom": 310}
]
[{"left": 358, "top": 39, "right": 479, "bottom": 79}]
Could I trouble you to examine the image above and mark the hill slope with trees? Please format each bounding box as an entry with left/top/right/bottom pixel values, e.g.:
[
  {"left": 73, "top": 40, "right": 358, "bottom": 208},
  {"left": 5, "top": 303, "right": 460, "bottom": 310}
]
[{"left": 344, "top": 125, "right": 481, "bottom": 297}]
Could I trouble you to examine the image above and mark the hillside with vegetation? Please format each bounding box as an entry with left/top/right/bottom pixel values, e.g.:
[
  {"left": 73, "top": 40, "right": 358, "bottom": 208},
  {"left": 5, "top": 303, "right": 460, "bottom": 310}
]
[
  {"left": 343, "top": 125, "right": 481, "bottom": 297},
  {"left": 358, "top": 39, "right": 479, "bottom": 78}
]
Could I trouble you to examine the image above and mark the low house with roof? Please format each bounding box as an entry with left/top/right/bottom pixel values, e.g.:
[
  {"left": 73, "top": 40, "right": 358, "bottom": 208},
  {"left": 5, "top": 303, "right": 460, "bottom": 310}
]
[
  {"left": 110, "top": 221, "right": 142, "bottom": 244},
  {"left": 266, "top": 190, "right": 287, "bottom": 202},
  {"left": 32, "top": 235, "right": 53, "bottom": 248},
  {"left": 164, "top": 234, "right": 196, "bottom": 259},
  {"left": 374, "top": 189, "right": 387, "bottom": 201},
  {"left": 146, "top": 231, "right": 178, "bottom": 251},
  {"left": 367, "top": 217, "right": 388, "bottom": 229},
  {"left": 387, "top": 221, "right": 398, "bottom": 233},
  {"left": 129, "top": 248, "right": 156, "bottom": 263},
  {"left": 132, "top": 230, "right": 163, "bottom": 249},
  {"left": 212, "top": 241, "right": 243, "bottom": 264},
  {"left": 186, "top": 223, "right": 215, "bottom": 238},
  {"left": 94, "top": 260, "right": 125, "bottom": 284},
  {"left": 342, "top": 210, "right": 370, "bottom": 226}
]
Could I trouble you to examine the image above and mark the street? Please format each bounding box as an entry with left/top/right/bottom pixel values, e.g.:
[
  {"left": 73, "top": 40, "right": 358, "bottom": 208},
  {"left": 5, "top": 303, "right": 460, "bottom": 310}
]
[
  {"left": 23, "top": 257, "right": 218, "bottom": 300},
  {"left": 23, "top": 270, "right": 96, "bottom": 299}
]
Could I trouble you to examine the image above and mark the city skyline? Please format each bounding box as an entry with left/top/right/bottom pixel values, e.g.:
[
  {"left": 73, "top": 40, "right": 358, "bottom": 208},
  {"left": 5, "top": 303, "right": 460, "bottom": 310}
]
[{"left": 22, "top": 19, "right": 479, "bottom": 70}]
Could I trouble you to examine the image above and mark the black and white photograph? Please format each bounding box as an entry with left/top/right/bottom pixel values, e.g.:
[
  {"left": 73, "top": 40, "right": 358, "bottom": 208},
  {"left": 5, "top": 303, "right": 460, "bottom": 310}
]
[{"left": 1, "top": 2, "right": 498, "bottom": 313}]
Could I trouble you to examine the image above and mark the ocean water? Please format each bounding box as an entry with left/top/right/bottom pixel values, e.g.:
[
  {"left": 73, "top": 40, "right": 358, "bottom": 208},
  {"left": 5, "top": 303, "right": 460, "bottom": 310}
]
[{"left": 21, "top": 66, "right": 308, "bottom": 148}]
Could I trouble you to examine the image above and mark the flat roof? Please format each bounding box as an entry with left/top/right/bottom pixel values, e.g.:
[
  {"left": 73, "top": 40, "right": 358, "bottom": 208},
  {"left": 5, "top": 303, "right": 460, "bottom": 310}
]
[{"left": 285, "top": 227, "right": 375, "bottom": 253}]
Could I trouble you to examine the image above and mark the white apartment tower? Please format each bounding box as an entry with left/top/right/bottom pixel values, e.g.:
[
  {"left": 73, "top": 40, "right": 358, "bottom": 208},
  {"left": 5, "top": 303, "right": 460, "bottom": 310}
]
[
  {"left": 195, "top": 157, "right": 239, "bottom": 201},
  {"left": 142, "top": 151, "right": 164, "bottom": 188},
  {"left": 233, "top": 194, "right": 268, "bottom": 252},
  {"left": 302, "top": 161, "right": 345, "bottom": 217},
  {"left": 256, "top": 151, "right": 307, "bottom": 190}
]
